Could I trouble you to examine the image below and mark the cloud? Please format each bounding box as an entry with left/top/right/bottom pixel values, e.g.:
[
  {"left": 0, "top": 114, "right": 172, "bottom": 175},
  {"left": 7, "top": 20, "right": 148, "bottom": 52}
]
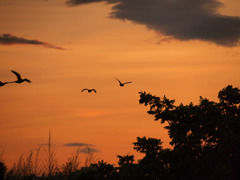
[
  {"left": 66, "top": 0, "right": 240, "bottom": 46},
  {"left": 63, "top": 142, "right": 92, "bottom": 147},
  {"left": 79, "top": 146, "right": 100, "bottom": 153},
  {"left": 66, "top": 0, "right": 107, "bottom": 6},
  {"left": 38, "top": 143, "right": 48, "bottom": 146},
  {"left": 156, "top": 36, "right": 175, "bottom": 44},
  {"left": 0, "top": 34, "right": 64, "bottom": 50},
  {"left": 63, "top": 142, "right": 100, "bottom": 153}
]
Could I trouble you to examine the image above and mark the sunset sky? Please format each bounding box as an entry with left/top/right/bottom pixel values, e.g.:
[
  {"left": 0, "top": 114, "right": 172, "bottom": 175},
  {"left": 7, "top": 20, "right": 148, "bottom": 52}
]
[{"left": 1, "top": 0, "right": 240, "bottom": 168}]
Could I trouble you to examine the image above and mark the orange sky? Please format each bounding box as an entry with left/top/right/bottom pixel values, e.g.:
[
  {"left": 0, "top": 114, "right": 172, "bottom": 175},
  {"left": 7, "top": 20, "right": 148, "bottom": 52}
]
[{"left": 0, "top": 0, "right": 240, "bottom": 168}]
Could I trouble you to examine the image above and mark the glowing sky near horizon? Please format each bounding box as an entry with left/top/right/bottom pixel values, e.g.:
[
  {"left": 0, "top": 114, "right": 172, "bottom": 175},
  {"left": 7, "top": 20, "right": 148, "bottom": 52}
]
[{"left": 0, "top": 0, "right": 240, "bottom": 168}]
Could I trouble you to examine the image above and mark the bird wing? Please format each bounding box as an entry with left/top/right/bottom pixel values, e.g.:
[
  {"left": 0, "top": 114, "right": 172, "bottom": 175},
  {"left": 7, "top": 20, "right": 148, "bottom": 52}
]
[
  {"left": 24, "top": 79, "right": 31, "bottom": 83},
  {"left": 91, "top": 89, "right": 97, "bottom": 93},
  {"left": 115, "top": 77, "right": 122, "bottom": 84},
  {"left": 123, "top": 81, "right": 132, "bottom": 85},
  {"left": 11, "top": 70, "right": 22, "bottom": 80},
  {"left": 81, "top": 88, "right": 88, "bottom": 92}
]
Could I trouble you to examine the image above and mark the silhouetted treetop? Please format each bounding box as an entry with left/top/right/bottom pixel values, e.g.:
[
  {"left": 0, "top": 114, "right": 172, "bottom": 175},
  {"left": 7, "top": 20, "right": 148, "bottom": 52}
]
[
  {"left": 139, "top": 93, "right": 175, "bottom": 123},
  {"left": 0, "top": 161, "right": 7, "bottom": 180},
  {"left": 218, "top": 85, "right": 240, "bottom": 106},
  {"left": 117, "top": 155, "right": 134, "bottom": 166},
  {"left": 133, "top": 137, "right": 163, "bottom": 157},
  {"left": 138, "top": 85, "right": 240, "bottom": 179}
]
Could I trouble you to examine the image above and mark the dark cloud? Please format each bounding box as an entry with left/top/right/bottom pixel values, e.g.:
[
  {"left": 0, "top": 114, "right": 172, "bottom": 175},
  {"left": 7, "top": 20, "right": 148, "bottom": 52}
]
[
  {"left": 0, "top": 34, "right": 64, "bottom": 50},
  {"left": 38, "top": 144, "right": 48, "bottom": 146},
  {"left": 63, "top": 142, "right": 92, "bottom": 147},
  {"left": 63, "top": 143, "right": 100, "bottom": 153},
  {"left": 79, "top": 146, "right": 100, "bottom": 153},
  {"left": 156, "top": 36, "right": 175, "bottom": 44},
  {"left": 66, "top": 0, "right": 107, "bottom": 6},
  {"left": 66, "top": 0, "right": 240, "bottom": 46}
]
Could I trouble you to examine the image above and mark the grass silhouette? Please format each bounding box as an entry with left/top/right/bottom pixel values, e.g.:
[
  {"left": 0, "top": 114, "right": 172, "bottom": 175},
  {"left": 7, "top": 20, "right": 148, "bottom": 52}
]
[{"left": 2, "top": 131, "right": 99, "bottom": 179}]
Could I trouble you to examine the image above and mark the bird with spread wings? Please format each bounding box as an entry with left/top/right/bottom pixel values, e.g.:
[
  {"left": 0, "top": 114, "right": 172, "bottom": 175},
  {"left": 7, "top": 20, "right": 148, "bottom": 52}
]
[
  {"left": 0, "top": 81, "right": 8, "bottom": 87},
  {"left": 81, "top": 88, "right": 97, "bottom": 93},
  {"left": 115, "top": 77, "right": 132, "bottom": 87},
  {"left": 9, "top": 70, "right": 31, "bottom": 83}
]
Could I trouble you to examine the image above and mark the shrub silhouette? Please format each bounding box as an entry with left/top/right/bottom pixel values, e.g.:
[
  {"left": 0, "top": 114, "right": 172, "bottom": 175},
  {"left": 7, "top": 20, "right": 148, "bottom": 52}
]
[
  {"left": 0, "top": 161, "right": 7, "bottom": 179},
  {"left": 62, "top": 147, "right": 81, "bottom": 175},
  {"left": 117, "top": 155, "right": 134, "bottom": 166},
  {"left": 76, "top": 160, "right": 116, "bottom": 180}
]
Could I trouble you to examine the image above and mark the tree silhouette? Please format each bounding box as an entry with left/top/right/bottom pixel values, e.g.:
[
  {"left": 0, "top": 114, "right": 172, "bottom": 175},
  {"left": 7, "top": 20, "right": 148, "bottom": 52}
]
[
  {"left": 117, "top": 155, "right": 134, "bottom": 166},
  {"left": 0, "top": 161, "right": 7, "bottom": 180},
  {"left": 77, "top": 160, "right": 116, "bottom": 180},
  {"left": 138, "top": 85, "right": 240, "bottom": 180}
]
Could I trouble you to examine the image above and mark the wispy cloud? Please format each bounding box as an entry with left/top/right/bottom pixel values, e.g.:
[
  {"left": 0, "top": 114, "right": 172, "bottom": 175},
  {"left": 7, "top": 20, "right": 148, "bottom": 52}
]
[
  {"left": 66, "top": 0, "right": 240, "bottom": 46},
  {"left": 38, "top": 143, "right": 48, "bottom": 146},
  {"left": 0, "top": 33, "right": 64, "bottom": 50},
  {"left": 63, "top": 142, "right": 92, "bottom": 147},
  {"left": 63, "top": 142, "right": 100, "bottom": 153},
  {"left": 79, "top": 146, "right": 100, "bottom": 153},
  {"left": 66, "top": 0, "right": 110, "bottom": 6}
]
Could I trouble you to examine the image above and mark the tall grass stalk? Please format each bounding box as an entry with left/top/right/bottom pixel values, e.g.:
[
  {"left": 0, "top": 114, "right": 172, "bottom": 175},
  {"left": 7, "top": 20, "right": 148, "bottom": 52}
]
[
  {"left": 62, "top": 146, "right": 81, "bottom": 175},
  {"left": 42, "top": 130, "right": 58, "bottom": 177},
  {"left": 23, "top": 150, "right": 34, "bottom": 176},
  {"left": 0, "top": 147, "right": 4, "bottom": 162},
  {"left": 16, "top": 154, "right": 24, "bottom": 176},
  {"left": 34, "top": 146, "right": 41, "bottom": 175},
  {"left": 84, "top": 146, "right": 97, "bottom": 167}
]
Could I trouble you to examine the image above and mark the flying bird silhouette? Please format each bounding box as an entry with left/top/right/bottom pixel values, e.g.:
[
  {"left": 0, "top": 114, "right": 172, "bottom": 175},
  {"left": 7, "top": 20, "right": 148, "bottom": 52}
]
[
  {"left": 81, "top": 88, "right": 97, "bottom": 93},
  {"left": 10, "top": 70, "right": 31, "bottom": 83},
  {"left": 115, "top": 78, "right": 132, "bottom": 87},
  {"left": 0, "top": 81, "right": 8, "bottom": 87}
]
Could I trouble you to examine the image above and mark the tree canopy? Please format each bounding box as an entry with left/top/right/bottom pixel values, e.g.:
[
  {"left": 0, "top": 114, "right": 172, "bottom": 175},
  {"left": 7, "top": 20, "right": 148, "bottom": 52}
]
[{"left": 138, "top": 85, "right": 240, "bottom": 180}]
